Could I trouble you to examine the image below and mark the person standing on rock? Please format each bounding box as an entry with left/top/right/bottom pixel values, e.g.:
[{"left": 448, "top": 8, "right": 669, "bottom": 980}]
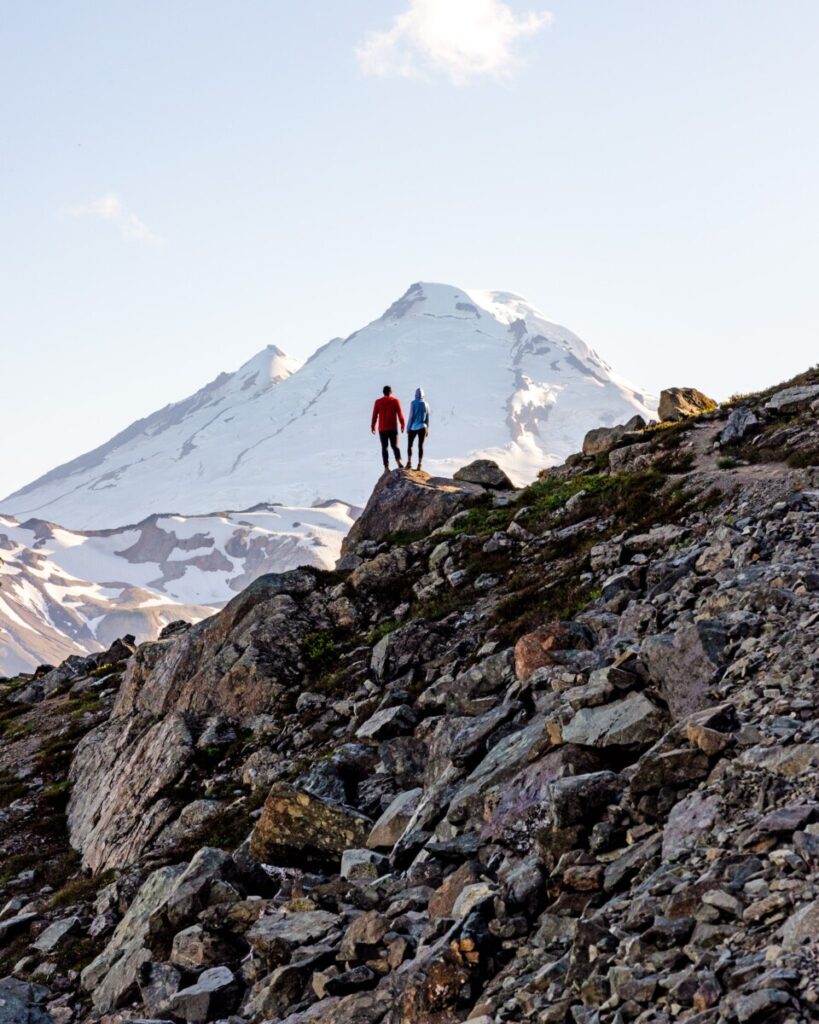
[
  {"left": 371, "top": 385, "right": 405, "bottom": 471},
  {"left": 406, "top": 387, "right": 430, "bottom": 471}
]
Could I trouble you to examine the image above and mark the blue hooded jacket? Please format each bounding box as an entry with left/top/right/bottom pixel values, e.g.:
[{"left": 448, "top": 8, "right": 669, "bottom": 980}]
[{"left": 408, "top": 388, "right": 430, "bottom": 431}]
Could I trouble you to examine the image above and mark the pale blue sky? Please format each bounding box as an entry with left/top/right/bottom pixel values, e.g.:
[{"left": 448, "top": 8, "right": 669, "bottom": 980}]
[{"left": 2, "top": 1, "right": 818, "bottom": 498}]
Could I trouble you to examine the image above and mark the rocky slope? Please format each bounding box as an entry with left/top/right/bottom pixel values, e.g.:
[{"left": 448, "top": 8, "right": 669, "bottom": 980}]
[
  {"left": 0, "top": 504, "right": 355, "bottom": 675},
  {"left": 2, "top": 283, "right": 656, "bottom": 530},
  {"left": 0, "top": 369, "right": 817, "bottom": 1024}
]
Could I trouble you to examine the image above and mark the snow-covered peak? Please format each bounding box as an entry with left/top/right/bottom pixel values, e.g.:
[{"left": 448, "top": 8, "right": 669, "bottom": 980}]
[
  {"left": 2, "top": 282, "right": 656, "bottom": 529},
  {"left": 233, "top": 345, "right": 302, "bottom": 393}
]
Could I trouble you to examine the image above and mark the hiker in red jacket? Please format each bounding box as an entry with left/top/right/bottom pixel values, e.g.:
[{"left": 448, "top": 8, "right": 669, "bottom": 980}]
[{"left": 371, "top": 385, "right": 405, "bottom": 471}]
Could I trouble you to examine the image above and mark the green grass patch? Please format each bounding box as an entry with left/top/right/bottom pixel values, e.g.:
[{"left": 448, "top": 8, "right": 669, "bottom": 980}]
[
  {"left": 367, "top": 620, "right": 399, "bottom": 646},
  {"left": 302, "top": 630, "right": 339, "bottom": 677},
  {"left": 47, "top": 868, "right": 115, "bottom": 910}
]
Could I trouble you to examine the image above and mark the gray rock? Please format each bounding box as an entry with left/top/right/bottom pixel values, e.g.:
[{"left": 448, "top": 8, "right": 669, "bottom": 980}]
[
  {"left": 247, "top": 910, "right": 340, "bottom": 967},
  {"left": 244, "top": 947, "right": 334, "bottom": 1019},
  {"left": 355, "top": 704, "right": 418, "bottom": 740},
  {"left": 764, "top": 383, "right": 819, "bottom": 412},
  {"left": 582, "top": 416, "right": 646, "bottom": 456},
  {"left": 156, "top": 800, "right": 224, "bottom": 849},
  {"left": 663, "top": 791, "right": 721, "bottom": 861},
  {"left": 162, "top": 847, "right": 235, "bottom": 928},
  {"left": 0, "top": 913, "right": 38, "bottom": 943},
  {"left": 31, "top": 916, "right": 80, "bottom": 953},
  {"left": 562, "top": 693, "right": 667, "bottom": 748},
  {"left": 780, "top": 899, "right": 819, "bottom": 951},
  {"left": 81, "top": 863, "right": 186, "bottom": 1011},
  {"left": 168, "top": 965, "right": 238, "bottom": 1023},
  {"left": 453, "top": 459, "right": 515, "bottom": 490},
  {"left": 367, "top": 788, "right": 423, "bottom": 849},
  {"left": 643, "top": 621, "right": 727, "bottom": 721},
  {"left": 720, "top": 406, "right": 758, "bottom": 445},
  {"left": 734, "top": 988, "right": 791, "bottom": 1022},
  {"left": 138, "top": 961, "right": 182, "bottom": 1018},
  {"left": 0, "top": 979, "right": 53, "bottom": 1024}
]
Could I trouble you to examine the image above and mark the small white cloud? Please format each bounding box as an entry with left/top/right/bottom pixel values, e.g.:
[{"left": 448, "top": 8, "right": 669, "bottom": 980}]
[
  {"left": 67, "top": 193, "right": 160, "bottom": 242},
  {"left": 356, "top": 0, "right": 551, "bottom": 85}
]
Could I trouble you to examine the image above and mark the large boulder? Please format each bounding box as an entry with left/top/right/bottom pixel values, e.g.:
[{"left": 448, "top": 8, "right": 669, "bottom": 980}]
[
  {"left": 658, "top": 387, "right": 717, "bottom": 422},
  {"left": 340, "top": 470, "right": 485, "bottom": 557},
  {"left": 582, "top": 415, "right": 647, "bottom": 456},
  {"left": 453, "top": 459, "right": 515, "bottom": 490},
  {"left": 68, "top": 713, "right": 194, "bottom": 874},
  {"left": 642, "top": 621, "right": 727, "bottom": 721},
  {"left": 250, "top": 784, "right": 372, "bottom": 868}
]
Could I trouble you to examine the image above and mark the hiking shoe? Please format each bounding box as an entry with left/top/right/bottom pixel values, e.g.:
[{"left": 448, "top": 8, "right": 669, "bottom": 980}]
[{"left": 417, "top": 462, "right": 422, "bottom": 471}]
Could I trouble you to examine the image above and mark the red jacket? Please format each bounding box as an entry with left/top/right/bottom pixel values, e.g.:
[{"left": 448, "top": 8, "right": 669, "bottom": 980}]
[{"left": 371, "top": 395, "right": 405, "bottom": 432}]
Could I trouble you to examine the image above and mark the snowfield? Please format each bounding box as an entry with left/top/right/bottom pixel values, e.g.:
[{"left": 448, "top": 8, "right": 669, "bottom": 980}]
[{"left": 0, "top": 503, "right": 355, "bottom": 674}]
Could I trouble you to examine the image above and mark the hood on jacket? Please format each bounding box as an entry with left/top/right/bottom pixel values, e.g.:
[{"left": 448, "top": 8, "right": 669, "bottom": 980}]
[{"left": 414, "top": 387, "right": 425, "bottom": 401}]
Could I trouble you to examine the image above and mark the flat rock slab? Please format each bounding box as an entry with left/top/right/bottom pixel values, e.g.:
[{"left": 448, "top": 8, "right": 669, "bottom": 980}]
[
  {"left": 562, "top": 692, "right": 667, "bottom": 748},
  {"left": 32, "top": 916, "right": 80, "bottom": 953},
  {"left": 248, "top": 909, "right": 340, "bottom": 966}
]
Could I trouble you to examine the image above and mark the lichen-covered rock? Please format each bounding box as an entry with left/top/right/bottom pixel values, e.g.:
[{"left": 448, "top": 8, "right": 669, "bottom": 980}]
[{"left": 249, "top": 784, "right": 371, "bottom": 867}]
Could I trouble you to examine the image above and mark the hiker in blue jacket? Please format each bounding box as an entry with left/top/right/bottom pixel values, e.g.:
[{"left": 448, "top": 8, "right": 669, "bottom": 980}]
[{"left": 406, "top": 387, "right": 430, "bottom": 470}]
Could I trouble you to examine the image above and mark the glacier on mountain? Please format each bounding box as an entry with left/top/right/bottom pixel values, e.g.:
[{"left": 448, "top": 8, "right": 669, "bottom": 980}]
[{"left": 2, "top": 283, "right": 656, "bottom": 531}]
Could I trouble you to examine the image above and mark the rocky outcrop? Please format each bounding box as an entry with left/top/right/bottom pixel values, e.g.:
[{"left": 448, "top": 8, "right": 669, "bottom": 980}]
[
  {"left": 340, "top": 468, "right": 487, "bottom": 559},
  {"left": 658, "top": 386, "right": 717, "bottom": 421}
]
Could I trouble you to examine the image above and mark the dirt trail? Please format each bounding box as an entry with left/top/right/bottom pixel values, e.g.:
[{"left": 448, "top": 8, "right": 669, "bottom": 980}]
[{"left": 682, "top": 420, "right": 817, "bottom": 500}]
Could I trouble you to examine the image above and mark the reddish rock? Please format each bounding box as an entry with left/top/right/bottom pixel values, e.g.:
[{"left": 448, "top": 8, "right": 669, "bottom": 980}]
[{"left": 514, "top": 622, "right": 594, "bottom": 681}]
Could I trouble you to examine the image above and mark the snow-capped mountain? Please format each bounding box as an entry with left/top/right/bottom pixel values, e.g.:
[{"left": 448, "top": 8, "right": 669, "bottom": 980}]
[
  {"left": 2, "top": 283, "right": 656, "bottom": 530},
  {"left": 0, "top": 502, "right": 354, "bottom": 674}
]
